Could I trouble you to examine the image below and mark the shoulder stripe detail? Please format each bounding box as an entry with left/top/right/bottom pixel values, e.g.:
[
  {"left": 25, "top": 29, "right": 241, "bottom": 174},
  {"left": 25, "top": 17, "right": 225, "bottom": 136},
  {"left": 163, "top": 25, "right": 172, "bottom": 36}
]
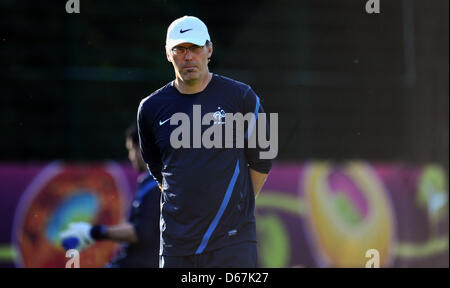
[{"left": 245, "top": 95, "right": 260, "bottom": 140}]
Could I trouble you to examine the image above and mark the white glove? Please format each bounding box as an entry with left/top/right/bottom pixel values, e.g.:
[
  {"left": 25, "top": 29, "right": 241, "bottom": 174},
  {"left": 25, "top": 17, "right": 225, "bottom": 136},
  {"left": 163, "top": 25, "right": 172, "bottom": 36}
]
[{"left": 59, "top": 222, "right": 94, "bottom": 251}]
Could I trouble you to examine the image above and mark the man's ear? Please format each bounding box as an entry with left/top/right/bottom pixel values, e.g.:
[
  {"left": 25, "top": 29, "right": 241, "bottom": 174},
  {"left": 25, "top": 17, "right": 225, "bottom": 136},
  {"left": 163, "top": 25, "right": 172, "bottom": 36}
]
[
  {"left": 166, "top": 47, "right": 172, "bottom": 63},
  {"left": 207, "top": 42, "right": 213, "bottom": 58}
]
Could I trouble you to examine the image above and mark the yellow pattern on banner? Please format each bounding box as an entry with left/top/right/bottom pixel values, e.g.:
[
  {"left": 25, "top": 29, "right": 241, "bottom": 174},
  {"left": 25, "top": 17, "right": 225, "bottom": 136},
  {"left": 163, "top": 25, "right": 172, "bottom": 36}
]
[
  {"left": 0, "top": 245, "right": 16, "bottom": 262},
  {"left": 395, "top": 237, "right": 449, "bottom": 258}
]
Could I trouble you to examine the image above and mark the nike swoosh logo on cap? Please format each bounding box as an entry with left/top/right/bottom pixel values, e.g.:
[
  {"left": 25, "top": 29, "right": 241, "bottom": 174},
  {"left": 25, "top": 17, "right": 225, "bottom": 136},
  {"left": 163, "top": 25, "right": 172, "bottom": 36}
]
[
  {"left": 180, "top": 28, "right": 192, "bottom": 33},
  {"left": 159, "top": 118, "right": 171, "bottom": 126}
]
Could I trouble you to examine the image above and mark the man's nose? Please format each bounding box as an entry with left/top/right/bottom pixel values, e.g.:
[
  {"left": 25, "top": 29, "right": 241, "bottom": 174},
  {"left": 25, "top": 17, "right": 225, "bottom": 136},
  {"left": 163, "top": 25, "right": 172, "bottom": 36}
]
[{"left": 184, "top": 49, "right": 193, "bottom": 60}]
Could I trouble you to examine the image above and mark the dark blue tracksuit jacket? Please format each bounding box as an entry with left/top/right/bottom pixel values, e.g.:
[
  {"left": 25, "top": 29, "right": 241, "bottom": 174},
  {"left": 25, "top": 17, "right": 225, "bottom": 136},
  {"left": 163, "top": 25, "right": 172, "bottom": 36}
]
[{"left": 137, "top": 74, "right": 272, "bottom": 256}]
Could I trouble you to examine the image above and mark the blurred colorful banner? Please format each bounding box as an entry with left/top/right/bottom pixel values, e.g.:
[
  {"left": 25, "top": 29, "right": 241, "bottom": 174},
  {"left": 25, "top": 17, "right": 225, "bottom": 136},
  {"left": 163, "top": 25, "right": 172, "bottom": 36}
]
[{"left": 0, "top": 161, "right": 448, "bottom": 267}]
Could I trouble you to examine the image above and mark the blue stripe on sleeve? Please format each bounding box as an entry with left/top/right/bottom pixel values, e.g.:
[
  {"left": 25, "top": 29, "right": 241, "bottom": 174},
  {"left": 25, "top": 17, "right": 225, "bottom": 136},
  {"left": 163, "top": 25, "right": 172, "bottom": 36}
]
[{"left": 136, "top": 180, "right": 158, "bottom": 203}]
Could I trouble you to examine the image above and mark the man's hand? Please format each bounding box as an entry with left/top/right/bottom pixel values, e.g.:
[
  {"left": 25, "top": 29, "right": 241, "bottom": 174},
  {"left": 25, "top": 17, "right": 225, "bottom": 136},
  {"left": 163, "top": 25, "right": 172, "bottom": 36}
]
[
  {"left": 249, "top": 168, "right": 269, "bottom": 199},
  {"left": 59, "top": 222, "right": 94, "bottom": 251}
]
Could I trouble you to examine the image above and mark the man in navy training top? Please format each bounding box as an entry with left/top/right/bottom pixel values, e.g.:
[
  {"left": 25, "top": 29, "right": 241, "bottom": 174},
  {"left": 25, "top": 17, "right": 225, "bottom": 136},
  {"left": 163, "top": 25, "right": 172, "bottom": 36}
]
[
  {"left": 59, "top": 124, "right": 160, "bottom": 268},
  {"left": 138, "top": 15, "right": 273, "bottom": 268}
]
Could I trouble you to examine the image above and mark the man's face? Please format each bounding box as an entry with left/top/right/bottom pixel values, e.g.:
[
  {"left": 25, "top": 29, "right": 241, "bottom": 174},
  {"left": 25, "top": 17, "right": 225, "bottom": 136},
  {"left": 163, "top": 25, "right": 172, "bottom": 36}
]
[
  {"left": 166, "top": 42, "right": 213, "bottom": 83},
  {"left": 126, "top": 138, "right": 146, "bottom": 172}
]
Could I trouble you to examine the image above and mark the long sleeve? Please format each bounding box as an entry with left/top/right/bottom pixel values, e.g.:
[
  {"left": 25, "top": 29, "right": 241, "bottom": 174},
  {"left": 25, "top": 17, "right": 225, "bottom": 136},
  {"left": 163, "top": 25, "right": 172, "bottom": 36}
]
[
  {"left": 243, "top": 87, "right": 272, "bottom": 174},
  {"left": 137, "top": 101, "right": 164, "bottom": 186}
]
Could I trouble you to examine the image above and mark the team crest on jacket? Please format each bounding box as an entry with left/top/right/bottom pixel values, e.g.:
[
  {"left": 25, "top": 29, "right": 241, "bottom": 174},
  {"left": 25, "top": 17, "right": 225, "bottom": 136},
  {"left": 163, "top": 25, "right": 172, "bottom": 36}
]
[{"left": 213, "top": 107, "right": 226, "bottom": 125}]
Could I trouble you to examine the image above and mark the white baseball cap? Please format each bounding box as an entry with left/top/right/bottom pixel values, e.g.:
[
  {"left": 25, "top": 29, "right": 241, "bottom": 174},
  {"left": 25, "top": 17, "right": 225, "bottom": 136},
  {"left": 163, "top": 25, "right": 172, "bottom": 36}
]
[{"left": 166, "top": 16, "right": 211, "bottom": 50}]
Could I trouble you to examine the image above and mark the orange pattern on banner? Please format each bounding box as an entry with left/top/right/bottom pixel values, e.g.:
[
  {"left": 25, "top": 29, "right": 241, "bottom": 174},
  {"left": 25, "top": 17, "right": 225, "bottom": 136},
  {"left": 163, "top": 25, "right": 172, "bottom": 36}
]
[{"left": 16, "top": 164, "right": 126, "bottom": 268}]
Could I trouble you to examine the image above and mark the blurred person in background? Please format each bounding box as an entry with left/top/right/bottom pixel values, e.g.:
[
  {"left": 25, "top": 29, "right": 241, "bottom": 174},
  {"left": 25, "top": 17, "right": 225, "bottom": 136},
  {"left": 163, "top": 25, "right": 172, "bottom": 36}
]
[{"left": 59, "top": 124, "right": 161, "bottom": 268}]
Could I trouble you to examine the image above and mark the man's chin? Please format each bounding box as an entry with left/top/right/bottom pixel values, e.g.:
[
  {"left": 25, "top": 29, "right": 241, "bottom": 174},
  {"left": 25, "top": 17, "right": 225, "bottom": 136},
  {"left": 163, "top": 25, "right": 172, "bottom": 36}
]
[{"left": 181, "top": 72, "right": 200, "bottom": 82}]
